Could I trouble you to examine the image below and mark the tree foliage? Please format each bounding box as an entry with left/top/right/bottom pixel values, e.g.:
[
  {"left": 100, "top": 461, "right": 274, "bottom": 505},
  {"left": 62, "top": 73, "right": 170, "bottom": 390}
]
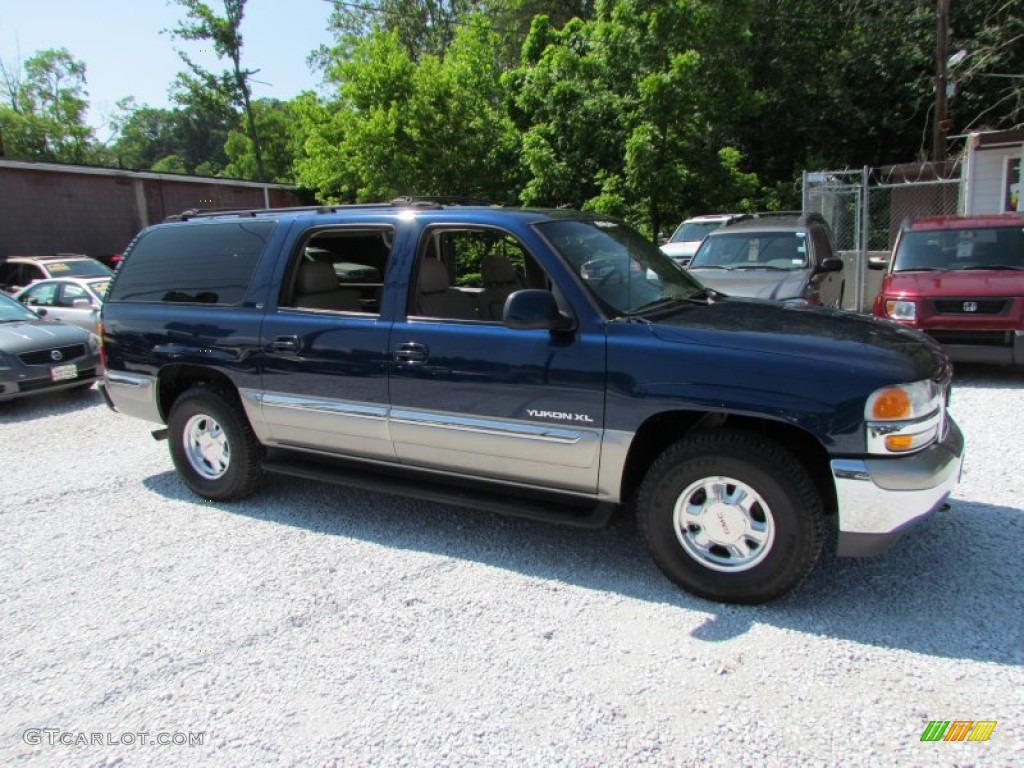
[
  {"left": 0, "top": 48, "right": 94, "bottom": 162},
  {"left": 166, "top": 0, "right": 266, "bottom": 180}
]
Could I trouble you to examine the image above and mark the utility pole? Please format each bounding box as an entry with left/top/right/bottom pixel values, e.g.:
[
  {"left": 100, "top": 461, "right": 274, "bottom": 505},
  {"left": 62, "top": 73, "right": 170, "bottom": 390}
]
[{"left": 932, "top": 0, "right": 951, "bottom": 161}]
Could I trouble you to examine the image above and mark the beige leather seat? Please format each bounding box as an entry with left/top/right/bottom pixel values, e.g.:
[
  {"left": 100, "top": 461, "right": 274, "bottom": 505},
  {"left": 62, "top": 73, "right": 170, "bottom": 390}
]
[
  {"left": 415, "top": 259, "right": 478, "bottom": 320},
  {"left": 294, "top": 261, "right": 362, "bottom": 311},
  {"left": 479, "top": 253, "right": 524, "bottom": 320}
]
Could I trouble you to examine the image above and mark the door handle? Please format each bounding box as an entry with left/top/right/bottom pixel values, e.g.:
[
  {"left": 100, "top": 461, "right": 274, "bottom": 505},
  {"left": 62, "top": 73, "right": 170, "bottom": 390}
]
[
  {"left": 269, "top": 335, "right": 300, "bottom": 353},
  {"left": 393, "top": 342, "right": 428, "bottom": 364}
]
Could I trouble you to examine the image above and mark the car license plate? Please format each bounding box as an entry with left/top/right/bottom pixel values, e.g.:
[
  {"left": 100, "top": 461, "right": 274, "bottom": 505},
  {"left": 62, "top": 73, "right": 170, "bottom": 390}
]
[{"left": 51, "top": 364, "right": 78, "bottom": 382}]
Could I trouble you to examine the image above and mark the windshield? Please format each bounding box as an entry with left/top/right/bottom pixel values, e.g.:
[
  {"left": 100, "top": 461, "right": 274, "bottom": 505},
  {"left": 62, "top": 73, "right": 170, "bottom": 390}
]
[
  {"left": 45, "top": 260, "right": 113, "bottom": 278},
  {"left": 893, "top": 226, "right": 1024, "bottom": 272},
  {"left": 671, "top": 222, "right": 723, "bottom": 243},
  {"left": 536, "top": 218, "right": 707, "bottom": 316},
  {"left": 0, "top": 292, "right": 38, "bottom": 322},
  {"left": 690, "top": 231, "right": 809, "bottom": 270},
  {"left": 88, "top": 279, "right": 112, "bottom": 298}
]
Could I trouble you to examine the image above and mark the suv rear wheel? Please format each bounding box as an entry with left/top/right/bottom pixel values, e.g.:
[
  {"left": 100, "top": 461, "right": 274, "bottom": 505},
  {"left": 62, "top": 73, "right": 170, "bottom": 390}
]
[
  {"left": 636, "top": 430, "right": 825, "bottom": 604},
  {"left": 167, "top": 387, "right": 264, "bottom": 500}
]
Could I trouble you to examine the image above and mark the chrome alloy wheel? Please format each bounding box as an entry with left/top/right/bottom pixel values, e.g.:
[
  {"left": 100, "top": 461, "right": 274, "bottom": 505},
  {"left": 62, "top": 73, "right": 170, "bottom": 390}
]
[
  {"left": 672, "top": 475, "right": 776, "bottom": 572},
  {"left": 182, "top": 413, "right": 230, "bottom": 480}
]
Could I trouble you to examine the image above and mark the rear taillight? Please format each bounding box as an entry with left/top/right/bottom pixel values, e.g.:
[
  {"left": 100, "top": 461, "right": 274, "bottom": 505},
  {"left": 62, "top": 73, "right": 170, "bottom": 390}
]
[{"left": 97, "top": 320, "right": 107, "bottom": 369}]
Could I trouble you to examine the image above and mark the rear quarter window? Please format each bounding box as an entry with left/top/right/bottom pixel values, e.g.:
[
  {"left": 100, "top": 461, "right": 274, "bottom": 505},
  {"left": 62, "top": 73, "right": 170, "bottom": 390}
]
[{"left": 108, "top": 221, "right": 276, "bottom": 304}]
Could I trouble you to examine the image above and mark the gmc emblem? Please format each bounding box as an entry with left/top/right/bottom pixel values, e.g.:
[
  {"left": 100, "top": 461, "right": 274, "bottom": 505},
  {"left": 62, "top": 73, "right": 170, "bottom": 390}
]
[{"left": 963, "top": 301, "right": 978, "bottom": 313}]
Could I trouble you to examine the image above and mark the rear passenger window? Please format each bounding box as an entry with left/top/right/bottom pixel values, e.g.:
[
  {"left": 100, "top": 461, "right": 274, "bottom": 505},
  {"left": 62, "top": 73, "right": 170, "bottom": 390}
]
[
  {"left": 108, "top": 221, "right": 275, "bottom": 304},
  {"left": 280, "top": 227, "right": 393, "bottom": 315}
]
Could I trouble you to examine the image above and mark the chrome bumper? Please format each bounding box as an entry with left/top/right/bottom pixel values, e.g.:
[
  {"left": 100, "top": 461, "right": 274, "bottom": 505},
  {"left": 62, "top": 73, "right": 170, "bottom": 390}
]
[
  {"left": 831, "top": 416, "right": 964, "bottom": 556},
  {"left": 100, "top": 370, "right": 163, "bottom": 424}
]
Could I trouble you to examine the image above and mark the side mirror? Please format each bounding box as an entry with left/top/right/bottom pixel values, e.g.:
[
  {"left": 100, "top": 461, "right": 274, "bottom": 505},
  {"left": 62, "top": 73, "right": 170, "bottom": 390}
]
[
  {"left": 503, "top": 289, "right": 575, "bottom": 332},
  {"left": 34, "top": 307, "right": 48, "bottom": 317},
  {"left": 867, "top": 255, "right": 889, "bottom": 271},
  {"left": 818, "top": 257, "right": 844, "bottom": 274}
]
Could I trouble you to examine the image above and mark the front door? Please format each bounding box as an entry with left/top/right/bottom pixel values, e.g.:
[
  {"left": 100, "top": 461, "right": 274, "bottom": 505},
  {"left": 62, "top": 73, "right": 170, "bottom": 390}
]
[{"left": 387, "top": 224, "right": 607, "bottom": 495}]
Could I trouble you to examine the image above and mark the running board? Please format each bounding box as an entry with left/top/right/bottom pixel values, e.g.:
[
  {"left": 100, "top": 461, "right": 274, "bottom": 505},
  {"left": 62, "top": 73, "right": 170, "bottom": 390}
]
[{"left": 261, "top": 451, "right": 616, "bottom": 529}]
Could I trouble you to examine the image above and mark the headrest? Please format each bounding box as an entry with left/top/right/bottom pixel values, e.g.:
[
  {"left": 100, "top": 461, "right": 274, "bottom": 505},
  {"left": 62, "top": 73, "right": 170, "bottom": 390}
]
[
  {"left": 480, "top": 253, "right": 518, "bottom": 285},
  {"left": 417, "top": 258, "right": 450, "bottom": 294},
  {"left": 297, "top": 261, "right": 338, "bottom": 295}
]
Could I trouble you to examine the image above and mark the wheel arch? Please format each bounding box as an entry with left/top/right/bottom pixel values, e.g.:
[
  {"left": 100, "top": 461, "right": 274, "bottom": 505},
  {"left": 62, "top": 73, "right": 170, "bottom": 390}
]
[
  {"left": 620, "top": 411, "right": 837, "bottom": 517},
  {"left": 156, "top": 364, "right": 240, "bottom": 422}
]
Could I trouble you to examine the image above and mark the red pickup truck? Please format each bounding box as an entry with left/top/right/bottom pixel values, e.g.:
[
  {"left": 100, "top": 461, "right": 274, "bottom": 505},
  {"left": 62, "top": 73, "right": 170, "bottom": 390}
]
[{"left": 873, "top": 214, "right": 1024, "bottom": 366}]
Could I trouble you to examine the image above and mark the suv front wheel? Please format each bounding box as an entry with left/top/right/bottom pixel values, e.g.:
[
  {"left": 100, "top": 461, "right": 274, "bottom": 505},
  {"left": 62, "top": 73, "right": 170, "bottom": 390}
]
[
  {"left": 637, "top": 430, "right": 825, "bottom": 604},
  {"left": 167, "top": 386, "right": 264, "bottom": 500}
]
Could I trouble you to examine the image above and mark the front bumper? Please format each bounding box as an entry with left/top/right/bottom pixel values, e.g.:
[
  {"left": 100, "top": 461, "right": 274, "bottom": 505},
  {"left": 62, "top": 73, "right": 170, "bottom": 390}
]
[
  {"left": 929, "top": 329, "right": 1024, "bottom": 367},
  {"left": 831, "top": 415, "right": 964, "bottom": 556}
]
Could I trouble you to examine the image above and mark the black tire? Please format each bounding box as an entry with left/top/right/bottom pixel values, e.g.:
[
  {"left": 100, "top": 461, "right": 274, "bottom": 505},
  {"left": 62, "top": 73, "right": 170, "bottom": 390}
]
[
  {"left": 636, "top": 430, "right": 825, "bottom": 604},
  {"left": 167, "top": 386, "right": 264, "bottom": 501}
]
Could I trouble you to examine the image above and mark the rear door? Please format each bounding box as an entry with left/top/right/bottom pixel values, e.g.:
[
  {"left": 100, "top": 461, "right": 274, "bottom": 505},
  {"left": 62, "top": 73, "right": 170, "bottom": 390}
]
[
  {"left": 258, "top": 223, "right": 400, "bottom": 460},
  {"left": 387, "top": 223, "right": 607, "bottom": 494}
]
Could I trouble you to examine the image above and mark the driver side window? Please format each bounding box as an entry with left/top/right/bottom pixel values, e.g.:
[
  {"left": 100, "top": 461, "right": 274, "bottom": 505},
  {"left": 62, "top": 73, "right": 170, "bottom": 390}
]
[{"left": 23, "top": 282, "right": 58, "bottom": 307}]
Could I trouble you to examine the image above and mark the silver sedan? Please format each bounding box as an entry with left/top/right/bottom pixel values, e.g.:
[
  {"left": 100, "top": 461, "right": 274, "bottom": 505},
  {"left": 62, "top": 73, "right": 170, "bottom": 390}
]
[{"left": 12, "top": 276, "right": 110, "bottom": 334}]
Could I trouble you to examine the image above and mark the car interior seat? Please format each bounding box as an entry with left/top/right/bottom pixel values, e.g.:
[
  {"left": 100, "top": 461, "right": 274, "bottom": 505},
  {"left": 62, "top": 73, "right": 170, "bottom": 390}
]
[
  {"left": 479, "top": 253, "right": 524, "bottom": 320},
  {"left": 415, "top": 258, "right": 479, "bottom": 320},
  {"left": 293, "top": 261, "right": 362, "bottom": 311}
]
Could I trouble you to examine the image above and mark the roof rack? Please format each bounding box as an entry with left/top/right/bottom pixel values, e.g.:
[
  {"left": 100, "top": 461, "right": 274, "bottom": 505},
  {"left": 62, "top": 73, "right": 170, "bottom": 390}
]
[{"left": 164, "top": 197, "right": 451, "bottom": 223}]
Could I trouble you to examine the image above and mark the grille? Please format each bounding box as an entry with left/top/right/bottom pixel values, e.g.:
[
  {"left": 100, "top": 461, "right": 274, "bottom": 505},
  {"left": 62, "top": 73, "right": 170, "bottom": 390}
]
[
  {"left": 927, "top": 330, "right": 1013, "bottom": 347},
  {"left": 18, "top": 344, "right": 87, "bottom": 366},
  {"left": 933, "top": 299, "right": 1009, "bottom": 315}
]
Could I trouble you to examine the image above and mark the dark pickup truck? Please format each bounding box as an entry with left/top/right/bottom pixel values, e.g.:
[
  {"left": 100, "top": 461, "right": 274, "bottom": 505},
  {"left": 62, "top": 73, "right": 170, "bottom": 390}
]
[{"left": 99, "top": 202, "right": 964, "bottom": 604}]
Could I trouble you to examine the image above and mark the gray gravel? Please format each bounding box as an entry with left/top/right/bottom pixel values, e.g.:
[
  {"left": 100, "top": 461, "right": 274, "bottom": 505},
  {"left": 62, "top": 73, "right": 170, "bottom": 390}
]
[{"left": 1, "top": 365, "right": 1022, "bottom": 767}]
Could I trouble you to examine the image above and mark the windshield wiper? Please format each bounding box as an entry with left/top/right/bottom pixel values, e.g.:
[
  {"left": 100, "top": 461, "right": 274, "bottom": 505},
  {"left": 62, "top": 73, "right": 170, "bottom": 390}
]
[
  {"left": 952, "top": 264, "right": 1024, "bottom": 271},
  {"left": 626, "top": 295, "right": 705, "bottom": 316},
  {"left": 688, "top": 264, "right": 728, "bottom": 270},
  {"left": 894, "top": 267, "right": 947, "bottom": 272},
  {"left": 731, "top": 264, "right": 788, "bottom": 271}
]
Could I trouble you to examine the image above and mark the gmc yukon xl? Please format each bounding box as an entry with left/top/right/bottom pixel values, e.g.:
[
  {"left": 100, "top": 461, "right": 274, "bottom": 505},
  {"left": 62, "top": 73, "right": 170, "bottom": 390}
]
[{"left": 99, "top": 201, "right": 964, "bottom": 604}]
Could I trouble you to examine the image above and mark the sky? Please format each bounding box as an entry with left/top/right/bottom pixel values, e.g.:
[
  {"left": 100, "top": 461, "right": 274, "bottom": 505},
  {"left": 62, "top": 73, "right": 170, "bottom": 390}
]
[{"left": 1, "top": 0, "right": 336, "bottom": 138}]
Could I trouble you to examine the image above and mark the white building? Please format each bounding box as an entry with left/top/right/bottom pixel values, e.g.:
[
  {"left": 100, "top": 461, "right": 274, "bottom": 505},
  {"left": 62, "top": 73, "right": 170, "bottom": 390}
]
[{"left": 959, "top": 129, "right": 1024, "bottom": 214}]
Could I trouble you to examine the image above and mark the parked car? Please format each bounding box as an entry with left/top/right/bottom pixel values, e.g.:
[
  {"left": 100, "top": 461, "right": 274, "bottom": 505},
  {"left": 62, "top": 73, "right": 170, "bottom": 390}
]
[
  {"left": 12, "top": 276, "right": 110, "bottom": 334},
  {"left": 686, "top": 212, "right": 846, "bottom": 307},
  {"left": 0, "top": 292, "right": 102, "bottom": 402},
  {"left": 872, "top": 213, "right": 1024, "bottom": 366},
  {"left": 0, "top": 255, "right": 114, "bottom": 295},
  {"left": 660, "top": 213, "right": 750, "bottom": 266},
  {"left": 100, "top": 201, "right": 961, "bottom": 605}
]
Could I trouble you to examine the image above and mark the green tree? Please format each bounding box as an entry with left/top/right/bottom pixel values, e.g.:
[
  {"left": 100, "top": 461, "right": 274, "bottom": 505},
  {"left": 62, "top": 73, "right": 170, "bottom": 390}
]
[
  {"left": 109, "top": 99, "right": 231, "bottom": 174},
  {"left": 224, "top": 98, "right": 304, "bottom": 182},
  {"left": 167, "top": 0, "right": 265, "bottom": 180},
  {"left": 0, "top": 48, "right": 93, "bottom": 162},
  {"left": 507, "top": 1, "right": 756, "bottom": 235},
  {"left": 296, "top": 23, "right": 520, "bottom": 203}
]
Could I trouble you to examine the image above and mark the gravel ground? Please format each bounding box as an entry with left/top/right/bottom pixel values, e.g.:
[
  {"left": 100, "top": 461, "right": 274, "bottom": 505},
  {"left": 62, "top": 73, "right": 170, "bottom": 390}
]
[{"left": 1, "top": 365, "right": 1021, "bottom": 767}]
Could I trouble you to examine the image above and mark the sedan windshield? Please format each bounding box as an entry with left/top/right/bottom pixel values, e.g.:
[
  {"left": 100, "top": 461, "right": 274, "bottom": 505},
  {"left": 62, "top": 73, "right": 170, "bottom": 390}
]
[
  {"left": 690, "top": 232, "right": 809, "bottom": 270},
  {"left": 536, "top": 218, "right": 707, "bottom": 316},
  {"left": 893, "top": 226, "right": 1024, "bottom": 272},
  {"left": 0, "top": 292, "right": 38, "bottom": 322}
]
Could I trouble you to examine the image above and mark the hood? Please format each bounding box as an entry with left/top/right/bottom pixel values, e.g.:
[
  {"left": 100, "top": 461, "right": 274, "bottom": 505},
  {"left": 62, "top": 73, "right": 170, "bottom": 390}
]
[
  {"left": 648, "top": 298, "right": 948, "bottom": 384},
  {"left": 687, "top": 267, "right": 809, "bottom": 301},
  {"left": 0, "top": 319, "right": 94, "bottom": 355},
  {"left": 660, "top": 241, "right": 700, "bottom": 260},
  {"left": 885, "top": 269, "right": 1024, "bottom": 298}
]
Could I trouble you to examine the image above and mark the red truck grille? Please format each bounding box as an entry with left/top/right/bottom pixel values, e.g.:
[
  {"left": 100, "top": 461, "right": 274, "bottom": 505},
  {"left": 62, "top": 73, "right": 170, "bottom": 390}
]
[
  {"left": 932, "top": 299, "right": 1009, "bottom": 315},
  {"left": 926, "top": 330, "right": 1014, "bottom": 347}
]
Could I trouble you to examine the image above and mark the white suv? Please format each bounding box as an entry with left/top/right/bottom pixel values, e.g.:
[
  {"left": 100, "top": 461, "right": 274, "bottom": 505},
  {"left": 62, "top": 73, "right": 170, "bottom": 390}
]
[{"left": 660, "top": 213, "right": 750, "bottom": 266}]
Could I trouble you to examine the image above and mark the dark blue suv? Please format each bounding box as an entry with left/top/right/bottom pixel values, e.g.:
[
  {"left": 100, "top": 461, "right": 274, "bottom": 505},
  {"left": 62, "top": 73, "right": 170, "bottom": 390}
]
[{"left": 99, "top": 201, "right": 964, "bottom": 604}]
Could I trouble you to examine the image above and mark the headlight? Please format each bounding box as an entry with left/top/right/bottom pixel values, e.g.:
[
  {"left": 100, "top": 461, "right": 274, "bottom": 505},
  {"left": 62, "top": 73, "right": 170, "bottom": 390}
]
[
  {"left": 885, "top": 299, "right": 916, "bottom": 321},
  {"left": 864, "top": 379, "right": 942, "bottom": 454},
  {"left": 88, "top": 333, "right": 100, "bottom": 353}
]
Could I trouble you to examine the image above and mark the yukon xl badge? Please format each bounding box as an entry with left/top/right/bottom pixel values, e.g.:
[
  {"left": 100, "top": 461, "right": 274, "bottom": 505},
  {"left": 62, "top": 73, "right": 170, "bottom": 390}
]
[{"left": 527, "top": 409, "right": 595, "bottom": 423}]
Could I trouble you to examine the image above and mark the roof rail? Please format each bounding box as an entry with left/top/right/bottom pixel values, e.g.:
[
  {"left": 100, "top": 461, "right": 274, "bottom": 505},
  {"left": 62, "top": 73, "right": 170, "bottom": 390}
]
[{"left": 164, "top": 199, "right": 449, "bottom": 223}]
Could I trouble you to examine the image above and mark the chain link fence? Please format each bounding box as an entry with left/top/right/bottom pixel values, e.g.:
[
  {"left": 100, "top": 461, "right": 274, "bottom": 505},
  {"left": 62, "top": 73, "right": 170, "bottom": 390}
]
[{"left": 802, "top": 162, "right": 961, "bottom": 311}]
